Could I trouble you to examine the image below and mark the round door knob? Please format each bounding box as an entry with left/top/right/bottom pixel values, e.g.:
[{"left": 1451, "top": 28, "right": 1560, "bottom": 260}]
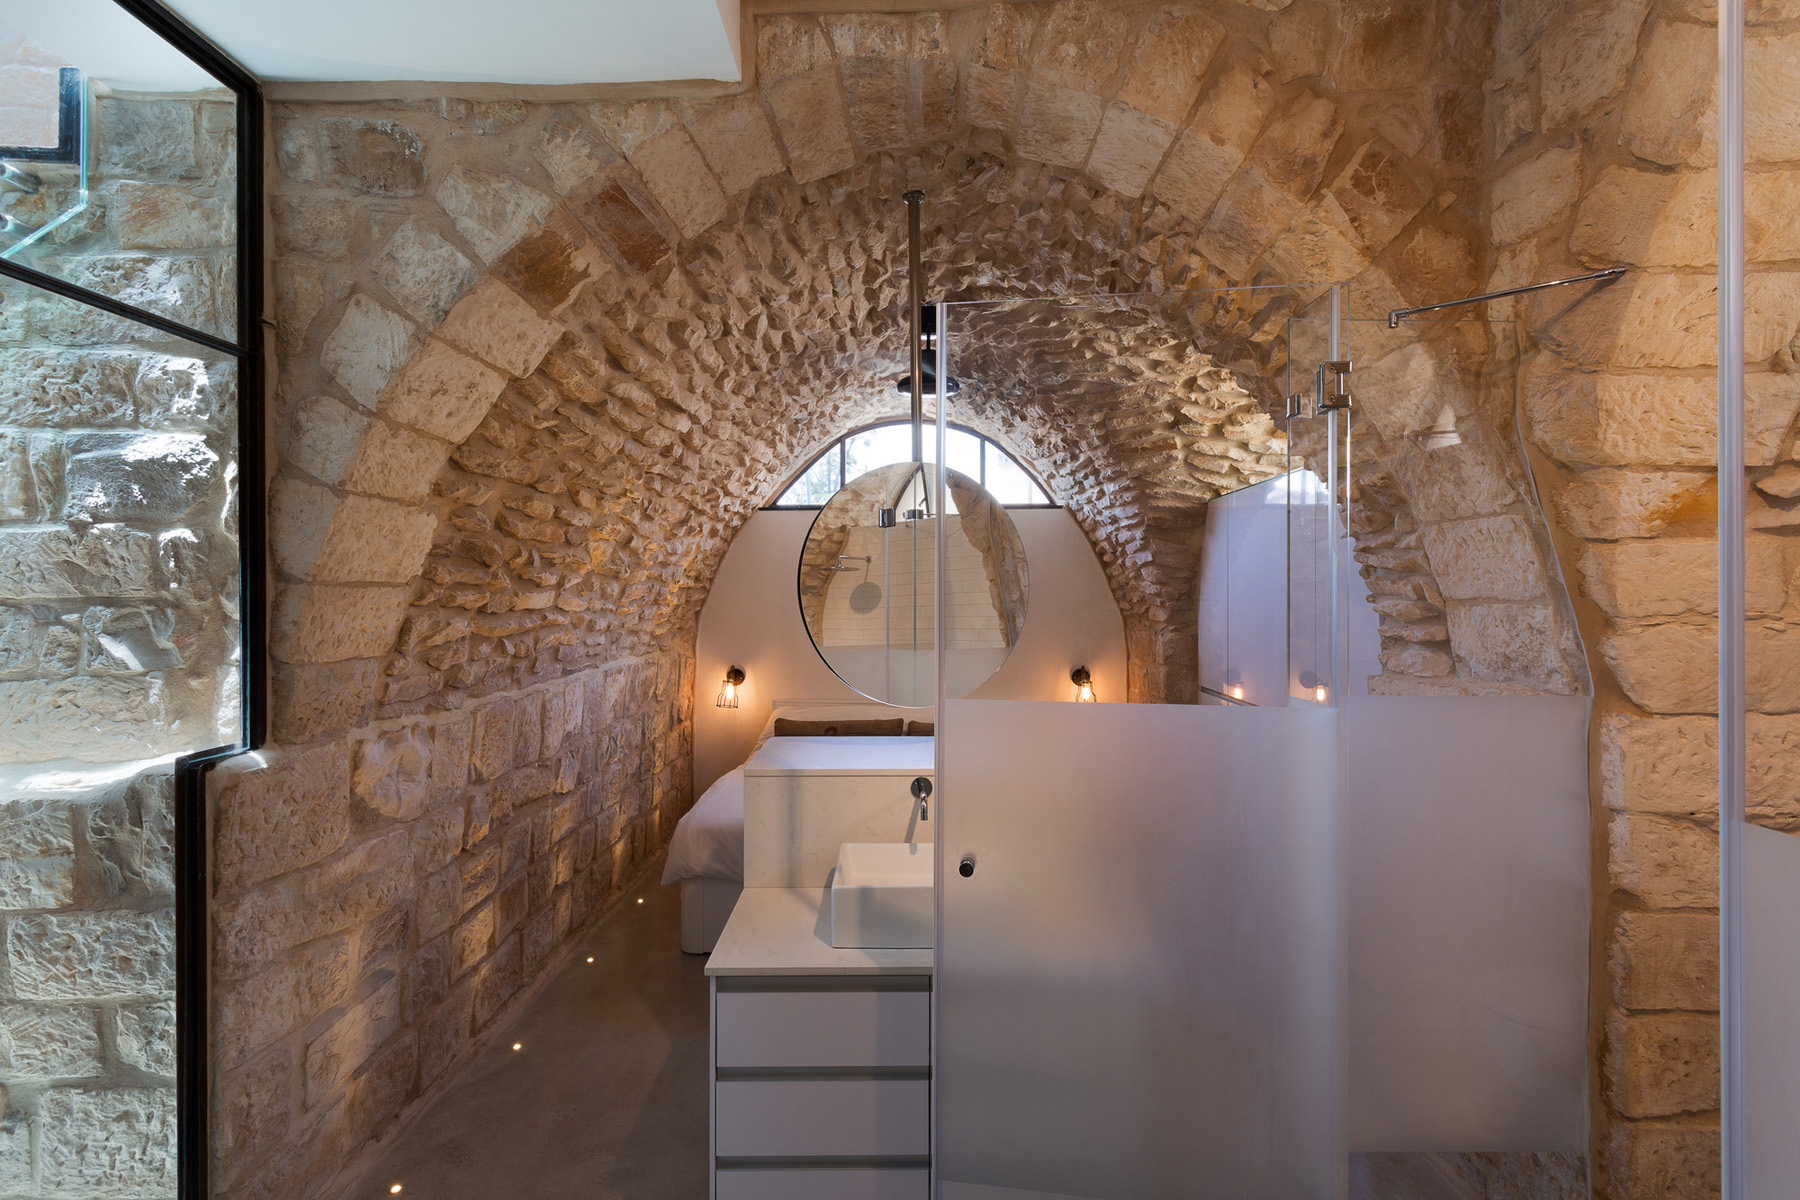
[{"left": 958, "top": 856, "right": 975, "bottom": 878}]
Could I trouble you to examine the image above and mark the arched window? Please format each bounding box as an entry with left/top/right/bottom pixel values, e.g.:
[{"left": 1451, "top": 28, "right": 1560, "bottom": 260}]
[{"left": 771, "top": 421, "right": 1054, "bottom": 507}]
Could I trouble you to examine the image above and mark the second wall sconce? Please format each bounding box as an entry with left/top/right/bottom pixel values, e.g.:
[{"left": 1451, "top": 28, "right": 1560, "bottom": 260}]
[
  {"left": 1071, "top": 666, "right": 1096, "bottom": 703},
  {"left": 717, "top": 666, "right": 745, "bottom": 708}
]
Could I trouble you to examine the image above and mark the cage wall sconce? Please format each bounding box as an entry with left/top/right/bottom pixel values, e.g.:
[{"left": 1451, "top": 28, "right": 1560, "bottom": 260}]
[
  {"left": 717, "top": 666, "right": 745, "bottom": 708},
  {"left": 1071, "top": 666, "right": 1096, "bottom": 703}
]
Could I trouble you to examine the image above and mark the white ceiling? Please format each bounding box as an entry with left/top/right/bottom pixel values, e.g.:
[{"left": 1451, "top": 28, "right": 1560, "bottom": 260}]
[{"left": 1, "top": 0, "right": 741, "bottom": 89}]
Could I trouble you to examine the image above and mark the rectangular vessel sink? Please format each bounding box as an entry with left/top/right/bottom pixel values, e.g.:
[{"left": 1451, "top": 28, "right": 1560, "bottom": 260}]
[{"left": 830, "top": 842, "right": 934, "bottom": 949}]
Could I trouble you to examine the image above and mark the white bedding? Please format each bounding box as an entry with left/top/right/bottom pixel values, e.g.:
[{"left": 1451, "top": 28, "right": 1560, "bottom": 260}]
[
  {"left": 662, "top": 701, "right": 930, "bottom": 887},
  {"left": 662, "top": 767, "right": 746, "bottom": 884}
]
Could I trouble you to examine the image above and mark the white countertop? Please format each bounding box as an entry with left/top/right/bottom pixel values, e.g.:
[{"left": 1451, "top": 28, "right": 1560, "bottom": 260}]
[
  {"left": 743, "top": 736, "right": 935, "bottom": 776},
  {"left": 705, "top": 886, "right": 933, "bottom": 977}
]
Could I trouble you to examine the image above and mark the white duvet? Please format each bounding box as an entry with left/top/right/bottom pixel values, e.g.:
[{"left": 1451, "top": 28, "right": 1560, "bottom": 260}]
[{"left": 661, "top": 767, "right": 746, "bottom": 884}]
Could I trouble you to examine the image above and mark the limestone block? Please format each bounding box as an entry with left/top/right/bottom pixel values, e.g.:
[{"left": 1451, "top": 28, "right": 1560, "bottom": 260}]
[
  {"left": 271, "top": 658, "right": 379, "bottom": 744},
  {"left": 679, "top": 94, "right": 785, "bottom": 194},
  {"left": 213, "top": 740, "right": 351, "bottom": 894},
  {"left": 214, "top": 1048, "right": 292, "bottom": 1183},
  {"left": 0, "top": 676, "right": 170, "bottom": 764},
  {"left": 287, "top": 394, "right": 369, "bottom": 486},
  {"left": 320, "top": 116, "right": 426, "bottom": 197},
  {"left": 1609, "top": 812, "right": 1718, "bottom": 908},
  {"left": 269, "top": 474, "right": 335, "bottom": 579},
  {"left": 1445, "top": 601, "right": 1578, "bottom": 691},
  {"left": 1418, "top": 515, "right": 1547, "bottom": 602},
  {"left": 1387, "top": 431, "right": 1518, "bottom": 523},
  {"left": 1621, "top": 19, "right": 1717, "bottom": 167},
  {"left": 495, "top": 210, "right": 607, "bottom": 315},
  {"left": 472, "top": 700, "right": 515, "bottom": 782},
  {"left": 215, "top": 936, "right": 350, "bottom": 1069},
  {"left": 270, "top": 193, "right": 353, "bottom": 261},
  {"left": 1570, "top": 167, "right": 1716, "bottom": 269},
  {"left": 1749, "top": 714, "right": 1800, "bottom": 825},
  {"left": 113, "top": 180, "right": 235, "bottom": 250},
  {"left": 340, "top": 419, "right": 449, "bottom": 505},
  {"left": 348, "top": 1030, "right": 418, "bottom": 1143},
  {"left": 569, "top": 168, "right": 676, "bottom": 274},
  {"left": 1604, "top": 622, "right": 1715, "bottom": 714},
  {"left": 1378, "top": 642, "right": 1452, "bottom": 677},
  {"left": 1115, "top": 7, "right": 1223, "bottom": 125},
  {"left": 53, "top": 255, "right": 219, "bottom": 343},
  {"left": 0, "top": 350, "right": 138, "bottom": 426},
  {"left": 0, "top": 1114, "right": 24, "bottom": 1194},
  {"left": 418, "top": 982, "right": 475, "bottom": 1088},
  {"left": 1083, "top": 104, "right": 1177, "bottom": 198},
  {"left": 437, "top": 277, "right": 564, "bottom": 378},
  {"left": 1580, "top": 536, "right": 1786, "bottom": 618},
  {"left": 964, "top": 66, "right": 1025, "bottom": 131},
  {"left": 1554, "top": 469, "right": 1714, "bottom": 540},
  {"left": 1264, "top": 203, "right": 1371, "bottom": 288},
  {"left": 61, "top": 431, "right": 218, "bottom": 524},
  {"left": 7, "top": 909, "right": 174, "bottom": 999},
  {"left": 1748, "top": 621, "right": 1800, "bottom": 713},
  {"left": 534, "top": 121, "right": 618, "bottom": 196},
  {"left": 1325, "top": 139, "right": 1431, "bottom": 255},
  {"left": 1195, "top": 168, "right": 1302, "bottom": 281},
  {"left": 1334, "top": 0, "right": 1435, "bottom": 91},
  {"left": 98, "top": 98, "right": 198, "bottom": 180},
  {"left": 1611, "top": 911, "right": 1719, "bottom": 1013},
  {"left": 1031, "top": 0, "right": 1128, "bottom": 89},
  {"left": 1538, "top": 0, "right": 1652, "bottom": 128},
  {"left": 277, "top": 583, "right": 414, "bottom": 664},
  {"left": 0, "top": 429, "right": 60, "bottom": 522},
  {"left": 309, "top": 495, "right": 438, "bottom": 585},
  {"left": 1758, "top": 464, "right": 1800, "bottom": 499},
  {"left": 304, "top": 974, "right": 400, "bottom": 1107},
  {"left": 321, "top": 295, "right": 418, "bottom": 409},
  {"left": 37, "top": 1087, "right": 176, "bottom": 1195},
  {"left": 1490, "top": 145, "right": 1579, "bottom": 246},
  {"left": 86, "top": 773, "right": 175, "bottom": 899},
  {"left": 1604, "top": 1121, "right": 1720, "bottom": 1200},
  {"left": 352, "top": 726, "right": 431, "bottom": 821},
  {"left": 962, "top": 2, "right": 1038, "bottom": 71},
  {"left": 453, "top": 902, "right": 495, "bottom": 976},
  {"left": 1250, "top": 90, "right": 1343, "bottom": 201},
  {"left": 1748, "top": 31, "right": 1800, "bottom": 164},
  {"left": 1602, "top": 713, "right": 1716, "bottom": 817},
  {"left": 762, "top": 69, "right": 857, "bottom": 184},
  {"left": 372, "top": 223, "right": 479, "bottom": 328},
  {"left": 0, "top": 1004, "right": 104, "bottom": 1076},
  {"left": 435, "top": 163, "right": 555, "bottom": 264},
  {"left": 118, "top": 998, "right": 176, "bottom": 1076},
  {"left": 376, "top": 337, "right": 506, "bottom": 444},
  {"left": 757, "top": 14, "right": 835, "bottom": 84},
  {"left": 628, "top": 126, "right": 727, "bottom": 240},
  {"left": 1605, "top": 1011, "right": 1719, "bottom": 1118}
]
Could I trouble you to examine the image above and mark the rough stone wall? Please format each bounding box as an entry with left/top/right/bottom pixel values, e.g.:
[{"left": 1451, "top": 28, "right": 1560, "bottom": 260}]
[
  {"left": 1496, "top": 0, "right": 1800, "bottom": 1195},
  {"left": 0, "top": 82, "right": 242, "bottom": 771},
  {"left": 205, "top": 654, "right": 688, "bottom": 1196},
  {"left": 0, "top": 772, "right": 178, "bottom": 1198}
]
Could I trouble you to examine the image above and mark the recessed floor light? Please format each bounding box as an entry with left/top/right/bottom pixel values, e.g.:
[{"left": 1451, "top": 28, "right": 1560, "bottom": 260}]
[
  {"left": 586, "top": 956, "right": 594, "bottom": 963},
  {"left": 512, "top": 1042, "right": 522, "bottom": 1051},
  {"left": 389, "top": 1186, "right": 403, "bottom": 1195},
  {"left": 636, "top": 898, "right": 644, "bottom": 904}
]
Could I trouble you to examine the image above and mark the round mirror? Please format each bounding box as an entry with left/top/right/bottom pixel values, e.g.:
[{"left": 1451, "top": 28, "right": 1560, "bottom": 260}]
[{"left": 799, "top": 462, "right": 1029, "bottom": 706}]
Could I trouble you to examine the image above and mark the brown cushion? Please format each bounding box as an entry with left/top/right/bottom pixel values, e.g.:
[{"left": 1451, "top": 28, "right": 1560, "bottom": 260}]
[
  {"left": 906, "top": 721, "right": 934, "bottom": 736},
  {"left": 773, "top": 717, "right": 906, "bottom": 737}
]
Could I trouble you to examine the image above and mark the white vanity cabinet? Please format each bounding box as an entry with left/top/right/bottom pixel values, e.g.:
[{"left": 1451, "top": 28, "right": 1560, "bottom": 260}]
[{"left": 708, "top": 888, "right": 933, "bottom": 1199}]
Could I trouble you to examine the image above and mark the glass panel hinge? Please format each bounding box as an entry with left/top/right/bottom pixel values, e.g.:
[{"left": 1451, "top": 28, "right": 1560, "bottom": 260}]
[{"left": 1317, "top": 360, "right": 1352, "bottom": 411}]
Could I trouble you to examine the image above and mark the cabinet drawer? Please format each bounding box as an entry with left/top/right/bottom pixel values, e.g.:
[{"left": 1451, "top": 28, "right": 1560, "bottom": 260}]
[
  {"left": 717, "top": 988, "right": 929, "bottom": 1069},
  {"left": 715, "top": 1079, "right": 929, "bottom": 1158},
  {"left": 716, "top": 1167, "right": 929, "bottom": 1200}
]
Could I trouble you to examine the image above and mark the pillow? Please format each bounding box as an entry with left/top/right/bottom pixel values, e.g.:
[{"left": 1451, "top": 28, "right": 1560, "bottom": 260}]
[
  {"left": 773, "top": 717, "right": 906, "bottom": 737},
  {"left": 906, "top": 721, "right": 934, "bottom": 736}
]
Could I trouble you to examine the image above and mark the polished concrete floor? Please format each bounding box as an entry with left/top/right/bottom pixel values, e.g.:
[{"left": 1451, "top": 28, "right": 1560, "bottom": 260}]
[{"left": 345, "top": 854, "right": 709, "bottom": 1199}]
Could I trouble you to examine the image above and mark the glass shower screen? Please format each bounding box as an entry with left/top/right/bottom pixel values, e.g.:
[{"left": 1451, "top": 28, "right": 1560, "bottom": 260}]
[{"left": 933, "top": 287, "right": 1350, "bottom": 1199}]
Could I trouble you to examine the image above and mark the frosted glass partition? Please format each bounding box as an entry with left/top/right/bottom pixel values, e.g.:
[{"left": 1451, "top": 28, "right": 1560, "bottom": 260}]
[
  {"left": 937, "top": 700, "right": 1341, "bottom": 1199},
  {"left": 1345, "top": 696, "right": 1590, "bottom": 1151}
]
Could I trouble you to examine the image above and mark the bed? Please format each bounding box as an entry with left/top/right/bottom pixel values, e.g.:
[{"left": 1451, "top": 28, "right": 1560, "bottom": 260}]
[{"left": 664, "top": 701, "right": 931, "bottom": 953}]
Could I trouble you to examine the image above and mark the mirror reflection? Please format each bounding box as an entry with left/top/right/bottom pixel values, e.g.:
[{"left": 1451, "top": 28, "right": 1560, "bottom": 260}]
[{"left": 799, "top": 462, "right": 1029, "bottom": 706}]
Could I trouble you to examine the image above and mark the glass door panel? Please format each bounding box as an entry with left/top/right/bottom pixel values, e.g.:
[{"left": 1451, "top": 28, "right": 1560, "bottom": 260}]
[{"left": 935, "top": 288, "right": 1348, "bottom": 1199}]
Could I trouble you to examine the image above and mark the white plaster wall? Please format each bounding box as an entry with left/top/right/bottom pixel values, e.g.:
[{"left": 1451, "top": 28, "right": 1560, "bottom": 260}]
[{"left": 694, "top": 508, "right": 1127, "bottom": 795}]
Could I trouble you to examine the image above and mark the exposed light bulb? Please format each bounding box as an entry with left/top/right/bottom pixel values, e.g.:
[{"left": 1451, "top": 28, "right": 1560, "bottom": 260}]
[
  {"left": 1070, "top": 666, "right": 1096, "bottom": 702},
  {"left": 1077, "top": 680, "right": 1095, "bottom": 702},
  {"left": 1228, "top": 684, "right": 1244, "bottom": 700},
  {"left": 716, "top": 666, "right": 745, "bottom": 708},
  {"left": 1314, "top": 685, "right": 1328, "bottom": 703}
]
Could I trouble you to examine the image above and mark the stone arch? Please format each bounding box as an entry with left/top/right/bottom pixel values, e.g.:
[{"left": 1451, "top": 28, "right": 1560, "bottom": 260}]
[{"left": 267, "top": 0, "right": 1579, "bottom": 738}]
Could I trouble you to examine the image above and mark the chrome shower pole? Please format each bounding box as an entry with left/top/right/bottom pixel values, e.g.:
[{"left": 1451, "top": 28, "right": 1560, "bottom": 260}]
[{"left": 905, "top": 189, "right": 925, "bottom": 463}]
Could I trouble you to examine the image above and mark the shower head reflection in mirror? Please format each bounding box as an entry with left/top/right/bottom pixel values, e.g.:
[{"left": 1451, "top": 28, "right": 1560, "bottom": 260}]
[{"left": 799, "top": 461, "right": 1029, "bottom": 707}]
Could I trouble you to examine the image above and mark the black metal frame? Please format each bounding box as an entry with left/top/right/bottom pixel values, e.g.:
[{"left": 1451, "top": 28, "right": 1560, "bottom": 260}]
[
  {"left": 0, "top": 67, "right": 82, "bottom": 162},
  {"left": 0, "top": 6, "right": 265, "bottom": 1198},
  {"left": 763, "top": 418, "right": 1060, "bottom": 511}
]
